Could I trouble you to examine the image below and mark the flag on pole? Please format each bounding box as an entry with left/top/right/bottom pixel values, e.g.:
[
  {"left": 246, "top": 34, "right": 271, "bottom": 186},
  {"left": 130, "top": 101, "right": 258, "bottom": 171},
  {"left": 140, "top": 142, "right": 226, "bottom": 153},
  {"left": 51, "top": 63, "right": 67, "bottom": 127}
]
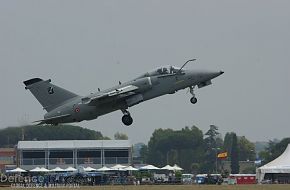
[{"left": 217, "top": 152, "right": 228, "bottom": 159}]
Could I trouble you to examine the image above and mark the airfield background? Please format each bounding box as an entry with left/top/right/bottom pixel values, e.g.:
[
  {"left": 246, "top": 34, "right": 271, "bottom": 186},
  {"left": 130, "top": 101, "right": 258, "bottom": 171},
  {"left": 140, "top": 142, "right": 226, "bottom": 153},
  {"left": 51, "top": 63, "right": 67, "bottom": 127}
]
[{"left": 1, "top": 124, "right": 290, "bottom": 184}]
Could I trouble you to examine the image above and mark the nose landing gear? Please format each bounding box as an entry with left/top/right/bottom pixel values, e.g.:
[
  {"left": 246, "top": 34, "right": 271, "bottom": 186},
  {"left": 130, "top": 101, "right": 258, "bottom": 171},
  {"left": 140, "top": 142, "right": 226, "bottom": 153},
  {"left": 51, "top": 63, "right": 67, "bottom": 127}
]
[
  {"left": 189, "top": 86, "right": 198, "bottom": 104},
  {"left": 121, "top": 109, "right": 133, "bottom": 126},
  {"left": 190, "top": 97, "right": 198, "bottom": 104}
]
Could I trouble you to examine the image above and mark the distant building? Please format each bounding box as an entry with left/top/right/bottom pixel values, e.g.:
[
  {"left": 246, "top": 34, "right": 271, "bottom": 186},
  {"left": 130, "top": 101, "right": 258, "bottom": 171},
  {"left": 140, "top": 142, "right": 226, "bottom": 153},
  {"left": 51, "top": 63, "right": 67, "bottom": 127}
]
[
  {"left": 132, "top": 143, "right": 145, "bottom": 164},
  {"left": 132, "top": 143, "right": 145, "bottom": 158},
  {"left": 17, "top": 140, "right": 132, "bottom": 170},
  {"left": 0, "top": 148, "right": 16, "bottom": 172}
]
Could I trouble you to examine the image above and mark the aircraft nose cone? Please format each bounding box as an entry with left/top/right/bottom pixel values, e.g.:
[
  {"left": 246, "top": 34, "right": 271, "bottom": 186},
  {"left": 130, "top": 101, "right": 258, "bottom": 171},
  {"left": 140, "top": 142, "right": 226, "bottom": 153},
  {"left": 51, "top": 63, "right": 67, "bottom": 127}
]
[
  {"left": 204, "top": 70, "right": 224, "bottom": 80},
  {"left": 188, "top": 69, "right": 224, "bottom": 81},
  {"left": 210, "top": 71, "right": 224, "bottom": 78}
]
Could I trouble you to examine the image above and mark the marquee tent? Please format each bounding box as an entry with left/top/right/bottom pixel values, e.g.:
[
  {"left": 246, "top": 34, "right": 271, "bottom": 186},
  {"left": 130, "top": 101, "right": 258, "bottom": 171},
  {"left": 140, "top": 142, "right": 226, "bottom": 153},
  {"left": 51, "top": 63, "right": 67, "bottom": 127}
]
[
  {"left": 50, "top": 167, "right": 65, "bottom": 172},
  {"left": 64, "top": 166, "right": 77, "bottom": 172},
  {"left": 110, "top": 164, "right": 127, "bottom": 170},
  {"left": 6, "top": 167, "right": 27, "bottom": 173},
  {"left": 97, "top": 166, "right": 113, "bottom": 172},
  {"left": 257, "top": 144, "right": 290, "bottom": 183},
  {"left": 161, "top": 165, "right": 175, "bottom": 171},
  {"left": 29, "top": 167, "right": 41, "bottom": 172},
  {"left": 84, "top": 166, "right": 97, "bottom": 172},
  {"left": 172, "top": 164, "right": 183, "bottom": 171},
  {"left": 39, "top": 167, "right": 50, "bottom": 172},
  {"left": 124, "top": 166, "right": 138, "bottom": 171},
  {"left": 139, "top": 164, "right": 160, "bottom": 170}
]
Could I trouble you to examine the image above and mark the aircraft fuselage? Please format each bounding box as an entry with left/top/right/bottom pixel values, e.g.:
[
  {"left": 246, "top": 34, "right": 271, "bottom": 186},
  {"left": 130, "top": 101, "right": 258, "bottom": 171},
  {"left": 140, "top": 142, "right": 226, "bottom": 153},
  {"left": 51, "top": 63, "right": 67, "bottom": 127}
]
[{"left": 24, "top": 62, "right": 223, "bottom": 126}]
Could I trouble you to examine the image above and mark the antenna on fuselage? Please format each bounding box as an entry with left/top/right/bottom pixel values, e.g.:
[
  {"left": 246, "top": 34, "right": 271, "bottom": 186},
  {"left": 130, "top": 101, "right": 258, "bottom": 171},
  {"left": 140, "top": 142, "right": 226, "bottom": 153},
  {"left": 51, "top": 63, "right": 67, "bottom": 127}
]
[{"left": 177, "top": 59, "right": 196, "bottom": 74}]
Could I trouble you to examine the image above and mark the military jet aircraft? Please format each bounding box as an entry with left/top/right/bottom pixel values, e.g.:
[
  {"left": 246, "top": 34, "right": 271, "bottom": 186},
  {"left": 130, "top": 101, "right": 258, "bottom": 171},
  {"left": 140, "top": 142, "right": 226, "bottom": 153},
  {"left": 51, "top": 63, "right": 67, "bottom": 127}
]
[{"left": 23, "top": 59, "right": 223, "bottom": 126}]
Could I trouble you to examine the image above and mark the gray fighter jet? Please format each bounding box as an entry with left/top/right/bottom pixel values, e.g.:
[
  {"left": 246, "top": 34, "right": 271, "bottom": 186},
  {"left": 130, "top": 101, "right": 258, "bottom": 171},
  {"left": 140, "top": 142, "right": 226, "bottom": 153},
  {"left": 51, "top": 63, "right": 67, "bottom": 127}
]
[{"left": 23, "top": 59, "right": 223, "bottom": 126}]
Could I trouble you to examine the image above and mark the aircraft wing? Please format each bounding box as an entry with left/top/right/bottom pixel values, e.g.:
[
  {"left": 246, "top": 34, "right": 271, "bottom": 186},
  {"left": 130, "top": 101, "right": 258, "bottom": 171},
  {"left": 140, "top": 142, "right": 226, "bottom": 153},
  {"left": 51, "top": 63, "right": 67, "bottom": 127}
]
[
  {"left": 34, "top": 114, "right": 71, "bottom": 125},
  {"left": 82, "top": 85, "right": 139, "bottom": 106}
]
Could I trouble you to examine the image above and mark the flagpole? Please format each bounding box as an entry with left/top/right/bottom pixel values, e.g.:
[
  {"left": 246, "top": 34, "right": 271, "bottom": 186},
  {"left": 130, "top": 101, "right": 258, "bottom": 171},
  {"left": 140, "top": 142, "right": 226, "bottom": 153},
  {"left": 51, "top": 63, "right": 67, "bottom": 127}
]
[{"left": 212, "top": 148, "right": 220, "bottom": 174}]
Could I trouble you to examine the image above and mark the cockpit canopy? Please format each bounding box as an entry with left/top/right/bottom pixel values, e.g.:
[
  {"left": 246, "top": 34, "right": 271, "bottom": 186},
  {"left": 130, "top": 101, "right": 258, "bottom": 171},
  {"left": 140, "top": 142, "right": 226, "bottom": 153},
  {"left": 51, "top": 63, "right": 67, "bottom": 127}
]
[{"left": 136, "top": 65, "right": 183, "bottom": 79}]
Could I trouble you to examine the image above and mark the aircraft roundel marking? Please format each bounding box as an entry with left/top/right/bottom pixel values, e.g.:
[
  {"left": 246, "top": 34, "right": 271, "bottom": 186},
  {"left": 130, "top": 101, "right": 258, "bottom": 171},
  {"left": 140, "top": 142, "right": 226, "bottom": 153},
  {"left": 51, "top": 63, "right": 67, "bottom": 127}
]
[{"left": 75, "top": 107, "right": 80, "bottom": 113}]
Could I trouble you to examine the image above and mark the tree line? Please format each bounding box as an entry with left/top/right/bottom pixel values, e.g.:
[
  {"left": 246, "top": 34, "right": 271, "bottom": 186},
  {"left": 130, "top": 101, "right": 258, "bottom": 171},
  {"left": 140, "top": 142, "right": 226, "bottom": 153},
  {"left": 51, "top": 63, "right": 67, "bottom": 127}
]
[
  {"left": 0, "top": 125, "right": 129, "bottom": 148},
  {"left": 258, "top": 137, "right": 290, "bottom": 164},
  {"left": 140, "top": 125, "right": 256, "bottom": 174},
  {"left": 1, "top": 124, "right": 289, "bottom": 174}
]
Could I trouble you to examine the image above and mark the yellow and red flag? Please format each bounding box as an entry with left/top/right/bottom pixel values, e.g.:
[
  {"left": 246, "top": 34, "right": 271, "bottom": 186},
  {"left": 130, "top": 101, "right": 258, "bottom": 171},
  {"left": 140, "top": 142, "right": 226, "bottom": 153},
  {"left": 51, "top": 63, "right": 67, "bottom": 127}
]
[{"left": 217, "top": 152, "right": 228, "bottom": 159}]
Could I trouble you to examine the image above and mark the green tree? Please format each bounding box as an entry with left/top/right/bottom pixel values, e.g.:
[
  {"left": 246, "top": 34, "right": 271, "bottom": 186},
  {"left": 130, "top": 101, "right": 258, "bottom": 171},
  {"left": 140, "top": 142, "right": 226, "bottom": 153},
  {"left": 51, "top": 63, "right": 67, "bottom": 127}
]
[
  {"left": 259, "top": 138, "right": 290, "bottom": 164},
  {"left": 191, "top": 163, "right": 200, "bottom": 174},
  {"left": 147, "top": 126, "right": 204, "bottom": 172},
  {"left": 204, "top": 125, "right": 220, "bottom": 148},
  {"left": 230, "top": 133, "right": 239, "bottom": 174},
  {"left": 224, "top": 133, "right": 256, "bottom": 162},
  {"left": 0, "top": 125, "right": 104, "bottom": 147},
  {"left": 223, "top": 132, "right": 235, "bottom": 156},
  {"left": 140, "top": 145, "right": 148, "bottom": 164},
  {"left": 238, "top": 136, "right": 255, "bottom": 161},
  {"left": 114, "top": 132, "right": 128, "bottom": 140},
  {"left": 202, "top": 125, "right": 222, "bottom": 173}
]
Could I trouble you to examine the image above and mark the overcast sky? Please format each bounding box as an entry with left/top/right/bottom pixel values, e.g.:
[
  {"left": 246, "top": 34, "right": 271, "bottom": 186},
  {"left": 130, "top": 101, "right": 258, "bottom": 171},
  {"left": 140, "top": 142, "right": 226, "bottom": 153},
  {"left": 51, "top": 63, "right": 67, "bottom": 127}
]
[{"left": 0, "top": 0, "right": 290, "bottom": 144}]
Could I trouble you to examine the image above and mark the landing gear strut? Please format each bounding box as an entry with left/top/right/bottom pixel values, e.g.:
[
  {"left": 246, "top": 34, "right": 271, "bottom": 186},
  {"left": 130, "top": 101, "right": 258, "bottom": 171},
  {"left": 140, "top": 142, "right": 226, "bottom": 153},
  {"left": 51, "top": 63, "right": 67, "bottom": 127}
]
[
  {"left": 121, "top": 110, "right": 133, "bottom": 126},
  {"left": 189, "top": 86, "right": 197, "bottom": 104}
]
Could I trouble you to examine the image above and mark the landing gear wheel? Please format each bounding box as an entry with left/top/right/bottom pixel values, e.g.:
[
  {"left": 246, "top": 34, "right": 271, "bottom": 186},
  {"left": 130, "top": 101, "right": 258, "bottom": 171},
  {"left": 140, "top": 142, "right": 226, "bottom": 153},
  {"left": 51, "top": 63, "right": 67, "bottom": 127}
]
[
  {"left": 122, "top": 114, "right": 133, "bottom": 126},
  {"left": 189, "top": 86, "right": 197, "bottom": 104},
  {"left": 190, "top": 97, "right": 198, "bottom": 104}
]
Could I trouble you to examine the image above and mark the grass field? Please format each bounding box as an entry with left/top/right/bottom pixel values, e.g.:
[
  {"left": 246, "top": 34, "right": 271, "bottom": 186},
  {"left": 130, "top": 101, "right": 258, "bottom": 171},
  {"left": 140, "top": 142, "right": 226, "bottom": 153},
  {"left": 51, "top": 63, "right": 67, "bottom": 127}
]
[{"left": 3, "top": 185, "right": 290, "bottom": 190}]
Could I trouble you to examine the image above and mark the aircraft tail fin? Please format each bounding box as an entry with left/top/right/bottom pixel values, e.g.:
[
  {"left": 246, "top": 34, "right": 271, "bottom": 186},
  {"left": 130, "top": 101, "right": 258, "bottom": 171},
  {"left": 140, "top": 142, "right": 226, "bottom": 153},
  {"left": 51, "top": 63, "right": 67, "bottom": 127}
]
[{"left": 23, "top": 78, "right": 79, "bottom": 112}]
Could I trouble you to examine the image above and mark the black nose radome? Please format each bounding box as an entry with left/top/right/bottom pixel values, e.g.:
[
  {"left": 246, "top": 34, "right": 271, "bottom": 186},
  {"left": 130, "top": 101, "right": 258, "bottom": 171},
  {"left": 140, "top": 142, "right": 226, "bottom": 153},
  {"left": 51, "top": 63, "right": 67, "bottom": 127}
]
[{"left": 220, "top": 71, "right": 224, "bottom": 75}]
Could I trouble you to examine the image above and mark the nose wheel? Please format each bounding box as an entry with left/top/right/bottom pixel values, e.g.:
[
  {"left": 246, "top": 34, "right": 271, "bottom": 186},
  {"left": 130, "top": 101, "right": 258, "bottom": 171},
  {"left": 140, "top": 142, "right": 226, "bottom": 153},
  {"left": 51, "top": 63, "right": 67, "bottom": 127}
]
[
  {"left": 189, "top": 86, "right": 198, "bottom": 104},
  {"left": 190, "top": 97, "right": 198, "bottom": 104},
  {"left": 121, "top": 110, "right": 133, "bottom": 126}
]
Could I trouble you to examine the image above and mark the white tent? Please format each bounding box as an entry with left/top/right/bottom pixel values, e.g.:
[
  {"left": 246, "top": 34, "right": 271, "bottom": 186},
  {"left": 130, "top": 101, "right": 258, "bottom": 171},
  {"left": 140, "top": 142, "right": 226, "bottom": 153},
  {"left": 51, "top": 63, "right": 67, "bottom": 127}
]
[
  {"left": 84, "top": 166, "right": 97, "bottom": 172},
  {"left": 50, "top": 167, "right": 65, "bottom": 172},
  {"left": 161, "top": 165, "right": 175, "bottom": 171},
  {"left": 257, "top": 144, "right": 290, "bottom": 183},
  {"left": 97, "top": 166, "right": 113, "bottom": 172},
  {"left": 139, "top": 164, "right": 160, "bottom": 170},
  {"left": 30, "top": 167, "right": 49, "bottom": 172},
  {"left": 110, "top": 164, "right": 127, "bottom": 170},
  {"left": 7, "top": 167, "right": 27, "bottom": 173},
  {"left": 172, "top": 164, "right": 183, "bottom": 171},
  {"left": 39, "top": 167, "right": 50, "bottom": 172},
  {"left": 64, "top": 166, "right": 77, "bottom": 172},
  {"left": 124, "top": 166, "right": 138, "bottom": 171},
  {"left": 30, "top": 167, "right": 41, "bottom": 172}
]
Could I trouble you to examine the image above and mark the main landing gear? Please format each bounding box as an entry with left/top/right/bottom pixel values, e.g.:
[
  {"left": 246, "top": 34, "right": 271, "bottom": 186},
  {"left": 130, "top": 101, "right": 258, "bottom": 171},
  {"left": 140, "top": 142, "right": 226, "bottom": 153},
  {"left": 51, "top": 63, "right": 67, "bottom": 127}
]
[
  {"left": 121, "top": 109, "right": 133, "bottom": 126},
  {"left": 189, "top": 86, "right": 198, "bottom": 104}
]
